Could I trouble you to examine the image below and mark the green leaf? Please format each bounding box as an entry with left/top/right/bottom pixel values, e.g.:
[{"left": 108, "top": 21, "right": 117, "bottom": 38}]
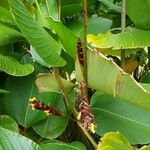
[
  {"left": 0, "top": 89, "right": 9, "bottom": 93},
  {"left": 76, "top": 49, "right": 150, "bottom": 111},
  {"left": 91, "top": 92, "right": 150, "bottom": 144},
  {"left": 4, "top": 75, "right": 49, "bottom": 127},
  {"left": 97, "top": 131, "right": 133, "bottom": 150},
  {"left": 127, "top": 0, "right": 150, "bottom": 30},
  {"left": 140, "top": 73, "right": 150, "bottom": 83},
  {"left": 0, "top": 54, "right": 34, "bottom": 76},
  {"left": 0, "top": 23, "right": 24, "bottom": 46},
  {"left": 90, "top": 29, "right": 150, "bottom": 50},
  {"left": 8, "top": 0, "right": 66, "bottom": 67},
  {"left": 88, "top": 16, "right": 112, "bottom": 35},
  {"left": 36, "top": 73, "right": 75, "bottom": 93},
  {"left": 0, "top": 6, "right": 14, "bottom": 23},
  {"left": 99, "top": 0, "right": 121, "bottom": 12},
  {"left": 0, "top": 115, "right": 18, "bottom": 133},
  {"left": 35, "top": 0, "right": 58, "bottom": 28},
  {"left": 47, "top": 17, "right": 77, "bottom": 59},
  {"left": 33, "top": 93, "right": 68, "bottom": 139},
  {"left": 0, "top": 127, "right": 39, "bottom": 150},
  {"left": 40, "top": 142, "right": 84, "bottom": 150}
]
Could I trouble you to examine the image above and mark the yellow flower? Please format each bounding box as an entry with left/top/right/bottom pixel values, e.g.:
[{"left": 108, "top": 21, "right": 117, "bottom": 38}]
[
  {"left": 88, "top": 123, "right": 96, "bottom": 134},
  {"left": 77, "top": 112, "right": 81, "bottom": 121}
]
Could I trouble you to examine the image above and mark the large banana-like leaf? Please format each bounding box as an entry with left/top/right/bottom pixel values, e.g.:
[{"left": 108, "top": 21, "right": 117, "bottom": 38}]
[
  {"left": 0, "top": 54, "right": 34, "bottom": 76},
  {"left": 0, "top": 127, "right": 39, "bottom": 150},
  {"left": 8, "top": 0, "right": 66, "bottom": 67},
  {"left": 76, "top": 49, "right": 150, "bottom": 110},
  {"left": 91, "top": 92, "right": 150, "bottom": 144},
  {"left": 33, "top": 93, "right": 68, "bottom": 140},
  {"left": 97, "top": 132, "right": 133, "bottom": 150},
  {"left": 89, "top": 29, "right": 150, "bottom": 50},
  {"left": 127, "top": 0, "right": 150, "bottom": 30}
]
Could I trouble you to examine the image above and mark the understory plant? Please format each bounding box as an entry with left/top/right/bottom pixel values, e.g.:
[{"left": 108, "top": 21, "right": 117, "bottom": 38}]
[{"left": 0, "top": 0, "right": 150, "bottom": 150}]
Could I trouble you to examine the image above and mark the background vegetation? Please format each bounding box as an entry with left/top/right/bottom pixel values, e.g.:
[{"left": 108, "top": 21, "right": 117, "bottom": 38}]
[{"left": 0, "top": 0, "right": 150, "bottom": 150}]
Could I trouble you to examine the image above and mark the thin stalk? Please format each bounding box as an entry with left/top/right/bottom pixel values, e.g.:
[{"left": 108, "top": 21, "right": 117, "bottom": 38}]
[
  {"left": 82, "top": 0, "right": 89, "bottom": 100},
  {"left": 121, "top": 0, "right": 126, "bottom": 70},
  {"left": 53, "top": 68, "right": 69, "bottom": 113},
  {"left": 53, "top": 69, "right": 97, "bottom": 149}
]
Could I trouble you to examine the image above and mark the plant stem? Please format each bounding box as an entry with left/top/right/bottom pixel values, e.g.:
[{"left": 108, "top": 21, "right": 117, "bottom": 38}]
[
  {"left": 78, "top": 123, "right": 97, "bottom": 149},
  {"left": 82, "top": 0, "right": 89, "bottom": 100},
  {"left": 121, "top": 0, "right": 126, "bottom": 70},
  {"left": 53, "top": 68, "right": 69, "bottom": 113}
]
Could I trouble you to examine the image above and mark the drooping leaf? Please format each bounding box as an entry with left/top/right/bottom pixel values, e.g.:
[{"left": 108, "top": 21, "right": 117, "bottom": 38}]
[
  {"left": 76, "top": 49, "right": 150, "bottom": 111},
  {"left": 88, "top": 16, "right": 112, "bottom": 35},
  {"left": 0, "top": 127, "right": 39, "bottom": 150},
  {"left": 8, "top": 0, "right": 66, "bottom": 67},
  {"left": 33, "top": 93, "right": 68, "bottom": 139},
  {"left": 126, "top": 0, "right": 150, "bottom": 30},
  {"left": 40, "top": 142, "right": 85, "bottom": 150},
  {"left": 97, "top": 131, "right": 133, "bottom": 150},
  {"left": 90, "top": 29, "right": 150, "bottom": 50},
  {"left": 0, "top": 115, "right": 18, "bottom": 133},
  {"left": 91, "top": 92, "right": 150, "bottom": 144},
  {"left": 0, "top": 54, "right": 34, "bottom": 76},
  {"left": 36, "top": 73, "right": 75, "bottom": 93},
  {"left": 47, "top": 17, "right": 77, "bottom": 59},
  {"left": 0, "top": 23, "right": 24, "bottom": 46}
]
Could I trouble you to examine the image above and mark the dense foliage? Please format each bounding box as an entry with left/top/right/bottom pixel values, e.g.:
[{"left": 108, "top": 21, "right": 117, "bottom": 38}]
[{"left": 0, "top": 0, "right": 150, "bottom": 150}]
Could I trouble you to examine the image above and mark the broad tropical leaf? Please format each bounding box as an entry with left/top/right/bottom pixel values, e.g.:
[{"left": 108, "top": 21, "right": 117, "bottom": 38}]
[
  {"left": 4, "top": 74, "right": 49, "bottom": 127},
  {"left": 40, "top": 142, "right": 85, "bottom": 150},
  {"left": 0, "top": 127, "right": 39, "bottom": 150},
  {"left": 91, "top": 92, "right": 150, "bottom": 144},
  {"left": 47, "top": 17, "right": 77, "bottom": 59},
  {"left": 33, "top": 93, "right": 68, "bottom": 139},
  {"left": 89, "top": 29, "right": 150, "bottom": 50},
  {"left": 8, "top": 0, "right": 66, "bottom": 67},
  {"left": 127, "top": 0, "right": 150, "bottom": 30},
  {"left": 0, "top": 115, "right": 18, "bottom": 133},
  {"left": 0, "top": 23, "right": 24, "bottom": 46},
  {"left": 0, "top": 6, "right": 14, "bottom": 23},
  {"left": 76, "top": 49, "right": 150, "bottom": 110},
  {"left": 97, "top": 132, "right": 133, "bottom": 150},
  {"left": 0, "top": 54, "right": 34, "bottom": 76},
  {"left": 36, "top": 73, "right": 75, "bottom": 93}
]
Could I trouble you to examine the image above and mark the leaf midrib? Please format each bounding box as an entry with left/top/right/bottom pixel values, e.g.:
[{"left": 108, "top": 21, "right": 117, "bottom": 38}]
[{"left": 92, "top": 107, "right": 150, "bottom": 127}]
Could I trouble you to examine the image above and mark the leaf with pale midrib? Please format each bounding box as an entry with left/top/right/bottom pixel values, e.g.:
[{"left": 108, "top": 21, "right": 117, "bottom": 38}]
[
  {"left": 0, "top": 54, "right": 34, "bottom": 76},
  {"left": 8, "top": 0, "right": 66, "bottom": 67}
]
